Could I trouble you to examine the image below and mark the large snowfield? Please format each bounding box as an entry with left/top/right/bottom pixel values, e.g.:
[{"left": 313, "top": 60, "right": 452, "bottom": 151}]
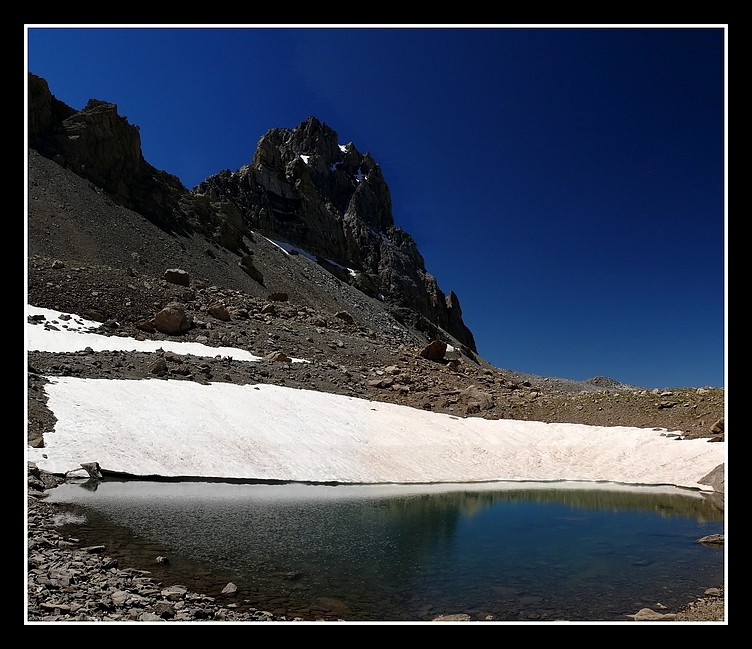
[{"left": 26, "top": 306, "right": 725, "bottom": 491}]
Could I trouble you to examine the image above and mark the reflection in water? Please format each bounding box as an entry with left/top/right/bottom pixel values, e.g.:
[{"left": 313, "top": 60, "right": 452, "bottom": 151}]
[{"left": 46, "top": 481, "right": 724, "bottom": 622}]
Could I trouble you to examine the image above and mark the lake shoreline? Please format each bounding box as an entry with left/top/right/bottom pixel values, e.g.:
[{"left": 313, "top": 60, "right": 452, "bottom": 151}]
[{"left": 26, "top": 466, "right": 725, "bottom": 624}]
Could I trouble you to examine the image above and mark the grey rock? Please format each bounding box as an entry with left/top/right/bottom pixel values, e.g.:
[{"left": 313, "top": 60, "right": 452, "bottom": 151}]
[
  {"left": 263, "top": 351, "right": 292, "bottom": 363},
  {"left": 626, "top": 607, "right": 677, "bottom": 621},
  {"left": 164, "top": 268, "right": 190, "bottom": 286},
  {"left": 208, "top": 303, "right": 231, "bottom": 321},
  {"left": 420, "top": 340, "right": 447, "bottom": 361},
  {"left": 80, "top": 462, "right": 103, "bottom": 479},
  {"left": 154, "top": 303, "right": 192, "bottom": 335},
  {"left": 699, "top": 464, "right": 724, "bottom": 493}
]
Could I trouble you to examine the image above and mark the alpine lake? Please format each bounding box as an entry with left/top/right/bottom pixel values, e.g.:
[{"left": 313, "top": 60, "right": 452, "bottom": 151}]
[{"left": 45, "top": 479, "right": 724, "bottom": 622}]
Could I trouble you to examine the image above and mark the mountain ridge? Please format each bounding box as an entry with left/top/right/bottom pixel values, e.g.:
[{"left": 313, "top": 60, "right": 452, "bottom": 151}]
[{"left": 27, "top": 72, "right": 476, "bottom": 354}]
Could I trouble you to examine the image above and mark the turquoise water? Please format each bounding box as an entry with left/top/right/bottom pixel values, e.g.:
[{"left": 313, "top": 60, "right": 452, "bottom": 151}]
[{"left": 46, "top": 481, "right": 724, "bottom": 622}]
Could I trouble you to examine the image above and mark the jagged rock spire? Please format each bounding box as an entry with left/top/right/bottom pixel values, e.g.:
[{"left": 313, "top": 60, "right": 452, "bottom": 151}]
[{"left": 196, "top": 117, "right": 477, "bottom": 351}]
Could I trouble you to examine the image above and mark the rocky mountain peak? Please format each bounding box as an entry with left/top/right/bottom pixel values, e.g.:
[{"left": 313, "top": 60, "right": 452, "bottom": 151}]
[
  {"left": 252, "top": 115, "right": 329, "bottom": 166},
  {"left": 197, "top": 116, "right": 476, "bottom": 352},
  {"left": 27, "top": 72, "right": 477, "bottom": 353},
  {"left": 247, "top": 115, "right": 392, "bottom": 230}
]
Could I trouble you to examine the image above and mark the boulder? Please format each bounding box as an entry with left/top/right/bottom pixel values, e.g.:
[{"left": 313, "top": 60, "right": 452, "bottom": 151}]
[{"left": 154, "top": 303, "right": 192, "bottom": 335}]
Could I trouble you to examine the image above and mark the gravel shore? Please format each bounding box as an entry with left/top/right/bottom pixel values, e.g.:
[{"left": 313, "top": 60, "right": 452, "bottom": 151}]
[{"left": 27, "top": 466, "right": 725, "bottom": 624}]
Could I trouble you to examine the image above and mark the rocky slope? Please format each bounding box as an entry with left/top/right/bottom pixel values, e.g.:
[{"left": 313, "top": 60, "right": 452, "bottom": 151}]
[
  {"left": 26, "top": 72, "right": 725, "bottom": 623},
  {"left": 28, "top": 73, "right": 476, "bottom": 354}
]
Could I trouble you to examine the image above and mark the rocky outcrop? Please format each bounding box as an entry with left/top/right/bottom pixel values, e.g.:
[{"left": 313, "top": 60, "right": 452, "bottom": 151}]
[
  {"left": 28, "top": 74, "right": 76, "bottom": 149},
  {"left": 445, "top": 291, "right": 475, "bottom": 352},
  {"left": 27, "top": 73, "right": 187, "bottom": 231},
  {"left": 194, "top": 116, "right": 477, "bottom": 352}
]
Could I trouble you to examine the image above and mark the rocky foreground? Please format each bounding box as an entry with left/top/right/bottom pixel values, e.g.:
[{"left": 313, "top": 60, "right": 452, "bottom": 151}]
[
  {"left": 27, "top": 466, "right": 298, "bottom": 623},
  {"left": 27, "top": 463, "right": 725, "bottom": 624}
]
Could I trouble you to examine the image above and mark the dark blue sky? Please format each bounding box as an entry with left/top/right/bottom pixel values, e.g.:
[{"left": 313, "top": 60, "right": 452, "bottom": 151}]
[{"left": 25, "top": 25, "right": 726, "bottom": 388}]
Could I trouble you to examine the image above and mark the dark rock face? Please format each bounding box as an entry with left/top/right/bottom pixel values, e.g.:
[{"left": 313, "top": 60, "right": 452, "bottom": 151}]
[
  {"left": 445, "top": 291, "right": 476, "bottom": 354},
  {"left": 195, "top": 116, "right": 477, "bottom": 352},
  {"left": 28, "top": 74, "right": 76, "bottom": 148},
  {"left": 27, "top": 73, "right": 187, "bottom": 232}
]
